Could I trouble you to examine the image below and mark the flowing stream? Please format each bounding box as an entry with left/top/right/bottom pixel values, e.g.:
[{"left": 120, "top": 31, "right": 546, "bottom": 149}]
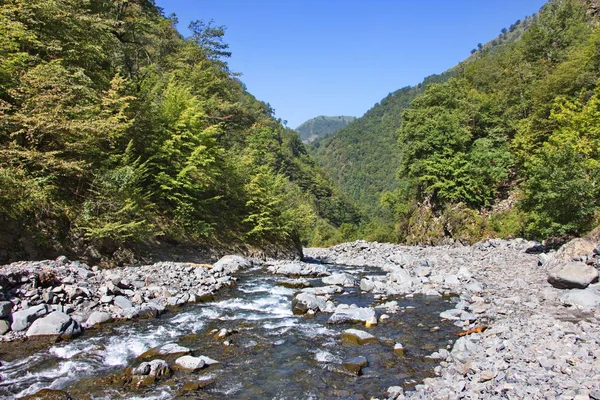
[{"left": 0, "top": 263, "right": 458, "bottom": 399}]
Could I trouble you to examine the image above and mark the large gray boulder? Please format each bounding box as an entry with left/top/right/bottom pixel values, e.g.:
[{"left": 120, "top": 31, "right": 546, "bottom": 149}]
[
  {"left": 559, "top": 287, "right": 600, "bottom": 308},
  {"left": 113, "top": 295, "right": 133, "bottom": 310},
  {"left": 270, "top": 262, "right": 329, "bottom": 277},
  {"left": 328, "top": 304, "right": 376, "bottom": 324},
  {"left": 84, "top": 311, "right": 113, "bottom": 327},
  {"left": 174, "top": 355, "right": 219, "bottom": 372},
  {"left": 11, "top": 304, "right": 50, "bottom": 332},
  {"left": 25, "top": 311, "right": 82, "bottom": 339},
  {"left": 547, "top": 262, "right": 599, "bottom": 289},
  {"left": 213, "top": 255, "right": 251, "bottom": 273},
  {"left": 322, "top": 273, "right": 357, "bottom": 287},
  {"left": 292, "top": 292, "right": 327, "bottom": 314}
]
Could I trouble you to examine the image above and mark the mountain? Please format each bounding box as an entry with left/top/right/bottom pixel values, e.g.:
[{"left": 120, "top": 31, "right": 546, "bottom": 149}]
[
  {"left": 310, "top": 0, "right": 600, "bottom": 244},
  {"left": 295, "top": 116, "right": 356, "bottom": 143},
  {"left": 0, "top": 0, "right": 360, "bottom": 263}
]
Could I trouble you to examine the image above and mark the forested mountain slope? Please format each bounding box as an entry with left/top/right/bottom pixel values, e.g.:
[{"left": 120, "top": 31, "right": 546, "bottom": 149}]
[
  {"left": 295, "top": 116, "right": 356, "bottom": 143},
  {"left": 0, "top": 0, "right": 359, "bottom": 263},
  {"left": 311, "top": 0, "right": 600, "bottom": 245}
]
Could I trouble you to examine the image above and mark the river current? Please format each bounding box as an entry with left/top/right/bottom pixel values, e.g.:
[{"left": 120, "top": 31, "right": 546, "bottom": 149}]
[{"left": 0, "top": 263, "right": 458, "bottom": 399}]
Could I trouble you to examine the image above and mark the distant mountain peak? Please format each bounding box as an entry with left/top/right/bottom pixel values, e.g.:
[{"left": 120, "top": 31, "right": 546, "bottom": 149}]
[{"left": 295, "top": 115, "right": 356, "bottom": 143}]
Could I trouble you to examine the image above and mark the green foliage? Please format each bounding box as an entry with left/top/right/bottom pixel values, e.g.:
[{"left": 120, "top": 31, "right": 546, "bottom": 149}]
[{"left": 0, "top": 0, "right": 356, "bottom": 259}]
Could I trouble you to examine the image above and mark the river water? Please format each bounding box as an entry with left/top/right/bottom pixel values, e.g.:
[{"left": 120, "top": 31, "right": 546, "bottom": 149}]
[{"left": 0, "top": 263, "right": 458, "bottom": 399}]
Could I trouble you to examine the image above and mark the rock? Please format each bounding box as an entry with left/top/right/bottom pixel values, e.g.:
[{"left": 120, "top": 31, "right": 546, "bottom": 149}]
[
  {"left": 0, "top": 319, "right": 10, "bottom": 335},
  {"left": 444, "top": 275, "right": 460, "bottom": 286},
  {"left": 387, "top": 386, "right": 404, "bottom": 400},
  {"left": 560, "top": 287, "right": 600, "bottom": 308},
  {"left": 133, "top": 359, "right": 171, "bottom": 379},
  {"left": 548, "top": 262, "right": 599, "bottom": 289},
  {"left": 174, "top": 355, "right": 206, "bottom": 371},
  {"left": 0, "top": 301, "right": 13, "bottom": 318},
  {"left": 11, "top": 304, "right": 50, "bottom": 331},
  {"left": 270, "top": 262, "right": 329, "bottom": 277},
  {"left": 19, "top": 389, "right": 72, "bottom": 400},
  {"left": 342, "top": 356, "right": 368, "bottom": 375},
  {"left": 322, "top": 273, "right": 357, "bottom": 287},
  {"left": 100, "top": 295, "right": 114, "bottom": 304},
  {"left": 439, "top": 308, "right": 462, "bottom": 320},
  {"left": 139, "top": 343, "right": 191, "bottom": 359},
  {"left": 113, "top": 295, "right": 133, "bottom": 310},
  {"left": 342, "top": 329, "right": 377, "bottom": 345},
  {"left": 292, "top": 292, "right": 327, "bottom": 315},
  {"left": 213, "top": 255, "right": 251, "bottom": 273},
  {"left": 359, "top": 279, "right": 375, "bottom": 292},
  {"left": 328, "top": 304, "right": 376, "bottom": 324},
  {"left": 85, "top": 311, "right": 113, "bottom": 327},
  {"left": 393, "top": 343, "right": 405, "bottom": 354},
  {"left": 26, "top": 311, "right": 82, "bottom": 339}
]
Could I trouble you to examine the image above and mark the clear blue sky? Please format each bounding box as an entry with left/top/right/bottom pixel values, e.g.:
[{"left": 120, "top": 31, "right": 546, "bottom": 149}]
[{"left": 155, "top": 0, "right": 548, "bottom": 128}]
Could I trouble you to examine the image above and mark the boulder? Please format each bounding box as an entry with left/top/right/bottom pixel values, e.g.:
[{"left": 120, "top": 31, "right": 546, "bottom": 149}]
[
  {"left": 213, "top": 255, "right": 251, "bottom": 273},
  {"left": 85, "top": 311, "right": 113, "bottom": 327},
  {"left": 26, "top": 311, "right": 82, "bottom": 339},
  {"left": 133, "top": 359, "right": 171, "bottom": 379},
  {"left": 342, "top": 329, "right": 377, "bottom": 345},
  {"left": 559, "top": 287, "right": 600, "bottom": 308},
  {"left": 547, "top": 262, "right": 599, "bottom": 289},
  {"left": 270, "top": 262, "right": 329, "bottom": 277},
  {"left": 328, "top": 304, "right": 376, "bottom": 324},
  {"left": 292, "top": 292, "right": 327, "bottom": 314},
  {"left": 139, "top": 343, "right": 191, "bottom": 359},
  {"left": 174, "top": 355, "right": 217, "bottom": 371},
  {"left": 322, "top": 273, "right": 357, "bottom": 287},
  {"left": 113, "top": 296, "right": 133, "bottom": 310},
  {"left": 11, "top": 304, "right": 50, "bottom": 332},
  {"left": 342, "top": 356, "right": 368, "bottom": 375},
  {"left": 19, "top": 389, "right": 72, "bottom": 400}
]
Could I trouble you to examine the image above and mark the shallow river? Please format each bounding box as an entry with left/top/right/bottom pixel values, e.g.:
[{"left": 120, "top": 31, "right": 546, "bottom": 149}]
[{"left": 0, "top": 263, "right": 459, "bottom": 399}]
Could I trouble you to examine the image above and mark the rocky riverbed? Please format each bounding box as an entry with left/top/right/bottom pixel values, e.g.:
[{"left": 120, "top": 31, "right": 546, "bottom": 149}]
[
  {"left": 1, "top": 234, "right": 599, "bottom": 399},
  {"left": 305, "top": 235, "right": 600, "bottom": 400}
]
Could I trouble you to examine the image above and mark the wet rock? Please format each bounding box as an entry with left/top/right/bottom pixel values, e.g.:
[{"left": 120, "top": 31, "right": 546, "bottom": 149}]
[
  {"left": 393, "top": 343, "right": 405, "bottom": 354},
  {"left": 292, "top": 292, "right": 327, "bottom": 314},
  {"left": 11, "top": 304, "right": 50, "bottom": 331},
  {"left": 139, "top": 343, "right": 191, "bottom": 359},
  {"left": 548, "top": 262, "right": 599, "bottom": 289},
  {"left": 19, "top": 389, "right": 72, "bottom": 400},
  {"left": 328, "top": 304, "right": 376, "bottom": 324},
  {"left": 342, "top": 329, "right": 377, "bottom": 345},
  {"left": 26, "top": 311, "right": 82, "bottom": 339},
  {"left": 343, "top": 356, "right": 368, "bottom": 375},
  {"left": 174, "top": 355, "right": 206, "bottom": 371},
  {"left": 559, "top": 287, "right": 600, "bottom": 308},
  {"left": 276, "top": 278, "right": 311, "bottom": 288},
  {"left": 322, "top": 273, "right": 357, "bottom": 287},
  {"left": 133, "top": 359, "right": 171, "bottom": 379},
  {"left": 85, "top": 311, "right": 113, "bottom": 327}
]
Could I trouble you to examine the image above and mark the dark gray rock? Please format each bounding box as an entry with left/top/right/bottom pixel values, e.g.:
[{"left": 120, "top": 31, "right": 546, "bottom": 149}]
[
  {"left": 343, "top": 356, "right": 368, "bottom": 375},
  {"left": 0, "top": 301, "right": 13, "bottom": 318}
]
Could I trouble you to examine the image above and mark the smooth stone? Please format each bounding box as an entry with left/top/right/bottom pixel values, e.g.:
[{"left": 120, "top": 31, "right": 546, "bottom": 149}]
[
  {"left": 11, "top": 304, "right": 50, "bottom": 332},
  {"left": 548, "top": 262, "right": 599, "bottom": 289},
  {"left": 139, "top": 343, "right": 191, "bottom": 359},
  {"left": 292, "top": 292, "right": 327, "bottom": 314},
  {"left": 213, "top": 255, "right": 251, "bottom": 273},
  {"left": 328, "top": 304, "right": 376, "bottom": 324},
  {"left": 85, "top": 311, "right": 113, "bottom": 327},
  {"left": 113, "top": 295, "right": 133, "bottom": 310},
  {"left": 322, "top": 273, "right": 357, "bottom": 287},
  {"left": 343, "top": 356, "right": 368, "bottom": 375},
  {"left": 342, "top": 329, "right": 377, "bottom": 345},
  {"left": 26, "top": 311, "right": 82, "bottom": 339},
  {"left": 393, "top": 343, "right": 405, "bottom": 354},
  {"left": 560, "top": 287, "right": 600, "bottom": 308},
  {"left": 174, "top": 355, "right": 206, "bottom": 371},
  {"left": 100, "top": 295, "right": 114, "bottom": 304}
]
